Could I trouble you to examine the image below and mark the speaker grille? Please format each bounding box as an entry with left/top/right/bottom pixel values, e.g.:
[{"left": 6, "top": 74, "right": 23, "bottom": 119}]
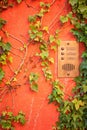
[
  {"left": 58, "top": 41, "right": 79, "bottom": 77},
  {"left": 62, "top": 64, "right": 75, "bottom": 71}
]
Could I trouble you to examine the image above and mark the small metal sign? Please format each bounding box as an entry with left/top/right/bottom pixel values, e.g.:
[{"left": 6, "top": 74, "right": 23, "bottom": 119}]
[{"left": 58, "top": 41, "right": 79, "bottom": 77}]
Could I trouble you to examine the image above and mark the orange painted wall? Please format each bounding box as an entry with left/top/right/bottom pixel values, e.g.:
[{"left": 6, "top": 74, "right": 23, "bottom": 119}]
[{"left": 0, "top": 0, "right": 85, "bottom": 130}]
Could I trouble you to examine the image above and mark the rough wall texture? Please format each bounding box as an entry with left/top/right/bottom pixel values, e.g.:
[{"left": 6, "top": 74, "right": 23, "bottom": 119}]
[{"left": 0, "top": 0, "right": 85, "bottom": 130}]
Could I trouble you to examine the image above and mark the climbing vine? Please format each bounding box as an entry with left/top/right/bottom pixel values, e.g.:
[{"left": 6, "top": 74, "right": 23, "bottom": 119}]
[
  {"left": 0, "top": 0, "right": 23, "bottom": 12},
  {"left": 0, "top": 1, "right": 26, "bottom": 130},
  {"left": 28, "top": 2, "right": 60, "bottom": 83},
  {"left": 49, "top": 0, "right": 87, "bottom": 130},
  {"left": 0, "top": 0, "right": 87, "bottom": 130},
  {"left": 0, "top": 111, "right": 26, "bottom": 130}
]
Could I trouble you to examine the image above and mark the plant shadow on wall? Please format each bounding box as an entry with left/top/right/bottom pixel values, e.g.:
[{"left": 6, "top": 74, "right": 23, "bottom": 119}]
[{"left": 0, "top": 0, "right": 87, "bottom": 130}]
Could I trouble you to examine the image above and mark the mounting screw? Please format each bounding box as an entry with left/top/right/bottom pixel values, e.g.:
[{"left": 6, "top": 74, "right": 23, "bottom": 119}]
[
  {"left": 61, "top": 52, "right": 64, "bottom": 55},
  {"left": 67, "top": 43, "right": 70, "bottom": 45},
  {"left": 67, "top": 73, "right": 70, "bottom": 76},
  {"left": 61, "top": 57, "right": 64, "bottom": 60},
  {"left": 61, "top": 47, "right": 64, "bottom": 50}
]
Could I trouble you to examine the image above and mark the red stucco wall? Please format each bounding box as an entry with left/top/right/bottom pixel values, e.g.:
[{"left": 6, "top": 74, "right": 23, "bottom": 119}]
[{"left": 0, "top": 0, "right": 85, "bottom": 130}]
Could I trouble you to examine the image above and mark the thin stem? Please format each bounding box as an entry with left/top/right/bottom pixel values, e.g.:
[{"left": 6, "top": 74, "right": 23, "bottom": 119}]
[
  {"left": 9, "top": 44, "right": 28, "bottom": 83},
  {"left": 10, "top": 51, "right": 23, "bottom": 58},
  {"left": 24, "top": 0, "right": 37, "bottom": 10},
  {"left": 50, "top": 0, "right": 56, "bottom": 6},
  {"left": 7, "top": 63, "right": 15, "bottom": 73},
  {"left": 49, "top": 0, "right": 68, "bottom": 30}
]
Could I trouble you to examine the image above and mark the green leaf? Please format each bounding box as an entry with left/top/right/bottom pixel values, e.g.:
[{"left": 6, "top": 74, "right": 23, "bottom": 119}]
[
  {"left": 60, "top": 16, "right": 68, "bottom": 23},
  {"left": 40, "top": 2, "right": 50, "bottom": 8},
  {"left": 41, "top": 61, "right": 49, "bottom": 67},
  {"left": 40, "top": 2, "right": 45, "bottom": 7},
  {"left": 0, "top": 54, "right": 7, "bottom": 64},
  {"left": 28, "top": 16, "right": 36, "bottom": 22},
  {"left": 51, "top": 45, "right": 57, "bottom": 51},
  {"left": 29, "top": 74, "right": 39, "bottom": 92},
  {"left": 69, "top": 0, "right": 78, "bottom": 6},
  {"left": 0, "top": 18, "right": 6, "bottom": 29},
  {"left": 16, "top": 0, "right": 22, "bottom": 4},
  {"left": 8, "top": 56, "right": 13, "bottom": 63},
  {"left": 29, "top": 73, "right": 39, "bottom": 83},
  {"left": 49, "top": 35, "right": 55, "bottom": 43},
  {"left": 0, "top": 68, "right": 5, "bottom": 81},
  {"left": 43, "top": 26, "right": 49, "bottom": 33},
  {"left": 40, "top": 50, "right": 49, "bottom": 60},
  {"left": 2, "top": 111, "right": 7, "bottom": 116},
  {"left": 4, "top": 42, "right": 11, "bottom": 51},
  {"left": 67, "top": 12, "right": 73, "bottom": 19},
  {"left": 36, "top": 31, "right": 43, "bottom": 38},
  {"left": 17, "top": 112, "right": 26, "bottom": 125},
  {"left": 83, "top": 85, "right": 87, "bottom": 93},
  {"left": 35, "top": 21, "right": 41, "bottom": 28},
  {"left": 49, "top": 58, "right": 54, "bottom": 63},
  {"left": 30, "top": 83, "right": 38, "bottom": 92},
  {"left": 0, "top": 42, "right": 11, "bottom": 52},
  {"left": 55, "top": 39, "right": 61, "bottom": 45},
  {"left": 40, "top": 44, "right": 48, "bottom": 51},
  {"left": 78, "top": 5, "right": 87, "bottom": 13},
  {"left": 42, "top": 67, "right": 53, "bottom": 80},
  {"left": 72, "top": 98, "right": 84, "bottom": 110}
]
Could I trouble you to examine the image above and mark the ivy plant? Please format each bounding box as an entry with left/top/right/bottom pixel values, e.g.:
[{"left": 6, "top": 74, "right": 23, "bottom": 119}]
[
  {"left": 28, "top": 2, "right": 60, "bottom": 82},
  {"left": 0, "top": 38, "right": 11, "bottom": 82},
  {"left": 0, "top": 111, "right": 26, "bottom": 130},
  {"left": 0, "top": 0, "right": 23, "bottom": 12},
  {"left": 1, "top": 0, "right": 87, "bottom": 130},
  {"left": 29, "top": 72, "right": 39, "bottom": 92},
  {"left": 49, "top": 0, "right": 87, "bottom": 130}
]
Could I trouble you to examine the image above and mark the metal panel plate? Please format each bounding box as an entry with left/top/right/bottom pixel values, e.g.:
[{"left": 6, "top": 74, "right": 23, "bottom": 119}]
[{"left": 58, "top": 41, "right": 79, "bottom": 77}]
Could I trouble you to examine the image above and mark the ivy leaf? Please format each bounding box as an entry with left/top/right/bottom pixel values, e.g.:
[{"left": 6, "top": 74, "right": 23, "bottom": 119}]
[
  {"left": 36, "top": 31, "right": 43, "bottom": 38},
  {"left": 0, "top": 68, "right": 5, "bottom": 81},
  {"left": 82, "top": 51, "right": 87, "bottom": 59},
  {"left": 69, "top": 0, "right": 78, "bottom": 6},
  {"left": 13, "top": 77, "right": 17, "bottom": 82},
  {"left": 43, "top": 26, "right": 49, "bottom": 33},
  {"left": 3, "top": 42, "right": 11, "bottom": 51},
  {"left": 72, "top": 98, "right": 84, "bottom": 110},
  {"left": 8, "top": 56, "right": 13, "bottom": 63},
  {"left": 40, "top": 44, "right": 47, "bottom": 51},
  {"left": 0, "top": 18, "right": 6, "bottom": 29},
  {"left": 42, "top": 67, "right": 53, "bottom": 80},
  {"left": 29, "top": 73, "right": 39, "bottom": 83},
  {"left": 5, "top": 42, "right": 11, "bottom": 51},
  {"left": 17, "top": 112, "right": 26, "bottom": 125},
  {"left": 2, "top": 111, "right": 7, "bottom": 116},
  {"left": 55, "top": 39, "right": 61, "bottom": 45},
  {"left": 16, "top": 0, "right": 22, "bottom": 4},
  {"left": 60, "top": 16, "right": 68, "bottom": 23},
  {"left": 7, "top": 112, "right": 13, "bottom": 117},
  {"left": 40, "top": 50, "right": 49, "bottom": 60},
  {"left": 40, "top": 2, "right": 50, "bottom": 8},
  {"left": 40, "top": 2, "right": 45, "bottom": 7},
  {"left": 41, "top": 61, "right": 49, "bottom": 67},
  {"left": 1, "top": 120, "right": 12, "bottom": 129},
  {"left": 83, "top": 85, "right": 87, "bottom": 93},
  {"left": 35, "top": 21, "right": 41, "bottom": 28},
  {"left": 30, "top": 83, "right": 38, "bottom": 92},
  {"left": 51, "top": 45, "right": 57, "bottom": 51},
  {"left": 78, "top": 5, "right": 87, "bottom": 13},
  {"left": 49, "top": 58, "right": 54, "bottom": 63},
  {"left": 0, "top": 54, "right": 7, "bottom": 64},
  {"left": 49, "top": 35, "right": 55, "bottom": 43},
  {"left": 28, "top": 16, "right": 36, "bottom": 22}
]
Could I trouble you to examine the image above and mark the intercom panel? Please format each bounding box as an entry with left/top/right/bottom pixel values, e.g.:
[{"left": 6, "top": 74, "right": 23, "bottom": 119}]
[{"left": 58, "top": 41, "right": 79, "bottom": 77}]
